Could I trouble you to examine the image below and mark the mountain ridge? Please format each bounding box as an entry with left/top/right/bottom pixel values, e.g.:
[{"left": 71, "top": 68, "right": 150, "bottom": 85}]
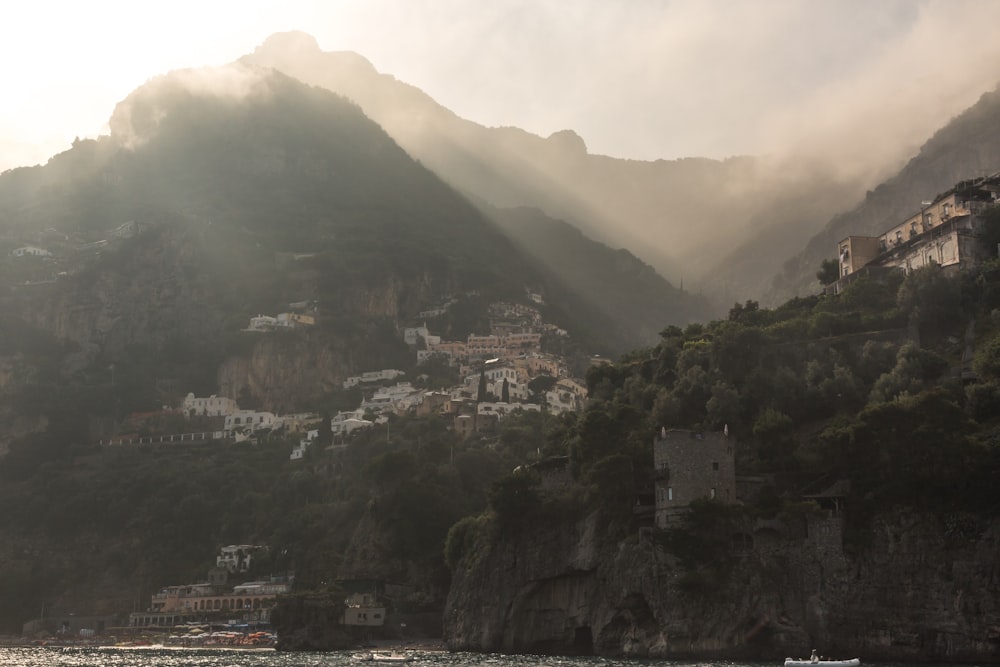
[{"left": 241, "top": 31, "right": 879, "bottom": 309}]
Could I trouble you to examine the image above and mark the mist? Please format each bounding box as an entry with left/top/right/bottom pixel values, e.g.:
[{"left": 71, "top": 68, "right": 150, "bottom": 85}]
[{"left": 4, "top": 1, "right": 1000, "bottom": 307}]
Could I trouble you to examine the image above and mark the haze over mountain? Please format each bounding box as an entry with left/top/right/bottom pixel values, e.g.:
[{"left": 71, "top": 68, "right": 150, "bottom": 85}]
[
  {"left": 241, "top": 31, "right": 1000, "bottom": 308},
  {"left": 0, "top": 58, "right": 709, "bottom": 386},
  {"left": 766, "top": 85, "right": 1000, "bottom": 300}
]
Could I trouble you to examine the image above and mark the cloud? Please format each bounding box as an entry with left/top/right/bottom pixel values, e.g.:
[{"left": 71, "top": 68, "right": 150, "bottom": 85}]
[
  {"left": 1, "top": 0, "right": 999, "bottom": 174},
  {"left": 108, "top": 65, "right": 269, "bottom": 149},
  {"left": 757, "top": 0, "right": 1000, "bottom": 181}
]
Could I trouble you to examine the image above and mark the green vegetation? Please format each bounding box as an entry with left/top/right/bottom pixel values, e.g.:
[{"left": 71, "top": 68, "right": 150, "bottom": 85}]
[
  {"left": 446, "top": 262, "right": 1000, "bottom": 572},
  {"left": 3, "top": 244, "right": 1000, "bottom": 635}
]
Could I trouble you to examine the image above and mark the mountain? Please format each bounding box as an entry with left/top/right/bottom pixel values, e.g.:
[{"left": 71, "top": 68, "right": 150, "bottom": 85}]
[
  {"left": 0, "top": 59, "right": 710, "bottom": 429},
  {"left": 0, "top": 65, "right": 542, "bottom": 414},
  {"left": 481, "top": 204, "right": 711, "bottom": 345},
  {"left": 240, "top": 32, "right": 873, "bottom": 309},
  {"left": 762, "top": 85, "right": 1000, "bottom": 302}
]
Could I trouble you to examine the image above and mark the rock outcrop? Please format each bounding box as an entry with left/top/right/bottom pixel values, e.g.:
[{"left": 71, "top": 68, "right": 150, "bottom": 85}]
[
  {"left": 444, "top": 510, "right": 1000, "bottom": 661},
  {"left": 270, "top": 592, "right": 356, "bottom": 652}
]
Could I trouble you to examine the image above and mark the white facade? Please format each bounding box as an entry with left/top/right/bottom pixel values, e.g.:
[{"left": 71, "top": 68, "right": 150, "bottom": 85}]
[
  {"left": 233, "top": 580, "right": 290, "bottom": 595},
  {"left": 404, "top": 325, "right": 430, "bottom": 346},
  {"left": 290, "top": 440, "right": 309, "bottom": 460},
  {"left": 488, "top": 378, "right": 529, "bottom": 402},
  {"left": 217, "top": 544, "right": 259, "bottom": 573},
  {"left": 361, "top": 382, "right": 424, "bottom": 414},
  {"left": 182, "top": 393, "right": 238, "bottom": 417},
  {"left": 546, "top": 388, "right": 580, "bottom": 414},
  {"left": 224, "top": 410, "right": 276, "bottom": 432},
  {"left": 11, "top": 246, "right": 52, "bottom": 257},
  {"left": 247, "top": 315, "right": 278, "bottom": 331},
  {"left": 332, "top": 417, "right": 374, "bottom": 435},
  {"left": 343, "top": 369, "right": 405, "bottom": 389}
]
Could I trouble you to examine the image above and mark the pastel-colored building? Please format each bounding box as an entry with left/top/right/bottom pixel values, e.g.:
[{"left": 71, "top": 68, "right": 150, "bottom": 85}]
[{"left": 833, "top": 174, "right": 999, "bottom": 293}]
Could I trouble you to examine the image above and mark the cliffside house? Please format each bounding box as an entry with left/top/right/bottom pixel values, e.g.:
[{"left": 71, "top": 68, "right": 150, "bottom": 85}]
[
  {"left": 653, "top": 428, "right": 736, "bottom": 528},
  {"left": 831, "top": 173, "right": 1000, "bottom": 294}
]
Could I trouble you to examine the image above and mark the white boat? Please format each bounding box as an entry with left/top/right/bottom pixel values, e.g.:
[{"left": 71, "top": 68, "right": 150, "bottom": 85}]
[
  {"left": 373, "top": 651, "right": 413, "bottom": 663},
  {"left": 785, "top": 658, "right": 859, "bottom": 667},
  {"left": 354, "top": 651, "right": 413, "bottom": 663}
]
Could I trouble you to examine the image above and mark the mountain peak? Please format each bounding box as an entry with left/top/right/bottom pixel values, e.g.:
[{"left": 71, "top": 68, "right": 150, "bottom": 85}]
[
  {"left": 251, "top": 31, "right": 377, "bottom": 77},
  {"left": 546, "top": 129, "right": 587, "bottom": 155},
  {"left": 257, "top": 30, "right": 322, "bottom": 55}
]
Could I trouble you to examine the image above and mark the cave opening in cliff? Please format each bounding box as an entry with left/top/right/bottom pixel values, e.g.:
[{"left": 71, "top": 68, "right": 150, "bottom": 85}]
[{"left": 572, "top": 626, "right": 594, "bottom": 655}]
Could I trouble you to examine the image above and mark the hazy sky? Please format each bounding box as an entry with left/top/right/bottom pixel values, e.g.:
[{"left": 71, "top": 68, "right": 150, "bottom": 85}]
[{"left": 3, "top": 0, "right": 1000, "bottom": 174}]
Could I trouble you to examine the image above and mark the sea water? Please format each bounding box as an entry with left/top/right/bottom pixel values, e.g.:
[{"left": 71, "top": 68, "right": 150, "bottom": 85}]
[
  {"left": 0, "top": 649, "right": 957, "bottom": 667},
  {"left": 0, "top": 649, "right": 759, "bottom": 667}
]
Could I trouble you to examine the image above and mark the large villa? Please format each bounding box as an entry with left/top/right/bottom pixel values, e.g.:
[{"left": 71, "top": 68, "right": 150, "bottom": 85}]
[{"left": 830, "top": 173, "right": 1000, "bottom": 294}]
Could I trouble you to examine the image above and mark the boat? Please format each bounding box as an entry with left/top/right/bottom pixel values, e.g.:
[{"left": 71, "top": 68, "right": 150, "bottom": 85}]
[
  {"left": 353, "top": 651, "right": 413, "bottom": 663},
  {"left": 372, "top": 651, "right": 414, "bottom": 663},
  {"left": 785, "top": 658, "right": 860, "bottom": 667}
]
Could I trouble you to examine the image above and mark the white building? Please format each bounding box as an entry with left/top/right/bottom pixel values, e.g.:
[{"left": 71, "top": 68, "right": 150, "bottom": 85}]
[
  {"left": 343, "top": 369, "right": 406, "bottom": 389},
  {"left": 247, "top": 315, "right": 278, "bottom": 331},
  {"left": 224, "top": 410, "right": 276, "bottom": 432},
  {"left": 361, "top": 382, "right": 423, "bottom": 415},
  {"left": 404, "top": 325, "right": 430, "bottom": 346},
  {"left": 488, "top": 378, "right": 530, "bottom": 402},
  {"left": 343, "top": 592, "right": 385, "bottom": 627},
  {"left": 233, "top": 580, "right": 290, "bottom": 596},
  {"left": 290, "top": 440, "right": 310, "bottom": 460},
  {"left": 332, "top": 417, "right": 374, "bottom": 435},
  {"left": 182, "top": 393, "right": 238, "bottom": 417},
  {"left": 217, "top": 544, "right": 260, "bottom": 573},
  {"left": 11, "top": 246, "right": 52, "bottom": 257},
  {"left": 546, "top": 387, "right": 581, "bottom": 414}
]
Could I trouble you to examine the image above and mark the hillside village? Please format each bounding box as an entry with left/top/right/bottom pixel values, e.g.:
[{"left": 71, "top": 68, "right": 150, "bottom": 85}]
[{"left": 100, "top": 297, "right": 590, "bottom": 461}]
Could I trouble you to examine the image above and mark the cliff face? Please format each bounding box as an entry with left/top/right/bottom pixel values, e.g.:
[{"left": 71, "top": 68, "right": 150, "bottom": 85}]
[
  {"left": 443, "top": 510, "right": 1000, "bottom": 661},
  {"left": 216, "top": 332, "right": 352, "bottom": 413}
]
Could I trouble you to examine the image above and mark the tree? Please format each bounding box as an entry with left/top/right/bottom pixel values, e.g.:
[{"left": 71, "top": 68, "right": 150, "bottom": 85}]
[
  {"left": 528, "top": 375, "right": 557, "bottom": 402},
  {"left": 752, "top": 407, "right": 796, "bottom": 470},
  {"left": 896, "top": 265, "right": 964, "bottom": 340},
  {"left": 501, "top": 378, "right": 510, "bottom": 403},
  {"left": 488, "top": 470, "right": 541, "bottom": 531},
  {"left": 316, "top": 412, "right": 332, "bottom": 446},
  {"left": 816, "top": 258, "right": 840, "bottom": 285},
  {"left": 476, "top": 367, "right": 488, "bottom": 402},
  {"left": 973, "top": 333, "right": 1000, "bottom": 380},
  {"left": 705, "top": 381, "right": 740, "bottom": 430}
]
